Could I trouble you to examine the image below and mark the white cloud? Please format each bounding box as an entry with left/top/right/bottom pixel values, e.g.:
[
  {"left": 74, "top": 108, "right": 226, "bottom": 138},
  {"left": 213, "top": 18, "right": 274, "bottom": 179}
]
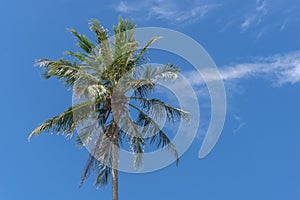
[
  {"left": 241, "top": 0, "right": 267, "bottom": 32},
  {"left": 151, "top": 6, "right": 175, "bottom": 19},
  {"left": 175, "top": 4, "right": 221, "bottom": 22},
  {"left": 113, "top": 0, "right": 300, "bottom": 35},
  {"left": 187, "top": 50, "right": 300, "bottom": 86},
  {"left": 232, "top": 115, "right": 247, "bottom": 134},
  {"left": 185, "top": 50, "right": 300, "bottom": 137},
  {"left": 114, "top": 0, "right": 220, "bottom": 23},
  {"left": 116, "top": 1, "right": 133, "bottom": 13}
]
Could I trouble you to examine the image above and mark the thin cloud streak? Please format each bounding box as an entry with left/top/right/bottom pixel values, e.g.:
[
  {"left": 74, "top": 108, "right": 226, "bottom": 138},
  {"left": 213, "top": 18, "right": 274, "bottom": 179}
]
[
  {"left": 241, "top": 0, "right": 268, "bottom": 32},
  {"left": 188, "top": 50, "right": 300, "bottom": 86},
  {"left": 114, "top": 0, "right": 220, "bottom": 23}
]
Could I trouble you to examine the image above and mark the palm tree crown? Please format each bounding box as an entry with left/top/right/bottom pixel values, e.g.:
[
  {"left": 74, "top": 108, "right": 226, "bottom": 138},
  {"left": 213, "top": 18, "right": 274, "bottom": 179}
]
[{"left": 29, "top": 18, "right": 190, "bottom": 199}]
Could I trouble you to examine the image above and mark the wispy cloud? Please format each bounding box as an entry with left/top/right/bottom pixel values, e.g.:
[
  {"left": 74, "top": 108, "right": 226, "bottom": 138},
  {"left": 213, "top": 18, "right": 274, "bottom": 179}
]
[
  {"left": 116, "top": 1, "right": 136, "bottom": 13},
  {"left": 185, "top": 50, "right": 300, "bottom": 137},
  {"left": 238, "top": 0, "right": 300, "bottom": 37},
  {"left": 114, "top": 0, "right": 220, "bottom": 24},
  {"left": 232, "top": 115, "right": 247, "bottom": 134},
  {"left": 113, "top": 0, "right": 299, "bottom": 35},
  {"left": 241, "top": 0, "right": 268, "bottom": 32},
  {"left": 188, "top": 50, "right": 300, "bottom": 86}
]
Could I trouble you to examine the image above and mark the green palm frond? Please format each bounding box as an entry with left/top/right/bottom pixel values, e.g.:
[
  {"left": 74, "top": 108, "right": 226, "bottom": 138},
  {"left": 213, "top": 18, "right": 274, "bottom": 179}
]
[
  {"left": 132, "top": 36, "right": 162, "bottom": 65},
  {"left": 128, "top": 103, "right": 179, "bottom": 165},
  {"left": 65, "top": 51, "right": 87, "bottom": 62},
  {"left": 28, "top": 100, "right": 105, "bottom": 140},
  {"left": 79, "top": 153, "right": 95, "bottom": 186},
  {"left": 69, "top": 29, "right": 95, "bottom": 54},
  {"left": 94, "top": 133, "right": 113, "bottom": 165},
  {"left": 117, "top": 110, "right": 144, "bottom": 140},
  {"left": 130, "top": 97, "right": 190, "bottom": 122},
  {"left": 64, "top": 50, "right": 105, "bottom": 77},
  {"left": 29, "top": 106, "right": 75, "bottom": 140},
  {"left": 120, "top": 64, "right": 180, "bottom": 98},
  {"left": 151, "top": 64, "right": 180, "bottom": 80},
  {"left": 75, "top": 122, "right": 98, "bottom": 147},
  {"left": 89, "top": 19, "right": 113, "bottom": 67},
  {"left": 79, "top": 121, "right": 116, "bottom": 186},
  {"left": 73, "top": 84, "right": 110, "bottom": 100},
  {"left": 95, "top": 162, "right": 111, "bottom": 187},
  {"left": 112, "top": 18, "right": 138, "bottom": 79},
  {"left": 124, "top": 79, "right": 155, "bottom": 98},
  {"left": 36, "top": 58, "right": 100, "bottom": 87},
  {"left": 113, "top": 108, "right": 145, "bottom": 168}
]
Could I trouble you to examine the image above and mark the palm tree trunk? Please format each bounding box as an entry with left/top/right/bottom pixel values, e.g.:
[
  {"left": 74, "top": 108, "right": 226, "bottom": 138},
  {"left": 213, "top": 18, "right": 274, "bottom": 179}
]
[
  {"left": 112, "top": 122, "right": 119, "bottom": 200},
  {"left": 112, "top": 152, "right": 119, "bottom": 200}
]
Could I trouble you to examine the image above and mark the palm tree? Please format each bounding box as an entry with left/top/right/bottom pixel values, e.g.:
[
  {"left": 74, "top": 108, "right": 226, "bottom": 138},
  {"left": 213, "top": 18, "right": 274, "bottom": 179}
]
[{"left": 28, "top": 18, "right": 190, "bottom": 200}]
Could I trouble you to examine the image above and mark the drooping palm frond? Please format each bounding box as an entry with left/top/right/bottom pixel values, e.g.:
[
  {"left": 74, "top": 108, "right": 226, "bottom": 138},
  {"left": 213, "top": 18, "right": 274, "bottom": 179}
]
[
  {"left": 28, "top": 99, "right": 107, "bottom": 140},
  {"left": 110, "top": 107, "right": 146, "bottom": 168},
  {"left": 118, "top": 64, "right": 180, "bottom": 99},
  {"left": 29, "top": 105, "right": 76, "bottom": 140},
  {"left": 94, "top": 162, "right": 111, "bottom": 187},
  {"left": 124, "top": 79, "right": 156, "bottom": 98},
  {"left": 79, "top": 153, "right": 95, "bottom": 186},
  {"left": 75, "top": 120, "right": 98, "bottom": 148},
  {"left": 151, "top": 64, "right": 180, "bottom": 80},
  {"left": 128, "top": 103, "right": 179, "bottom": 165},
  {"left": 36, "top": 58, "right": 100, "bottom": 87},
  {"left": 129, "top": 97, "right": 190, "bottom": 122},
  {"left": 73, "top": 84, "right": 110, "bottom": 101},
  {"left": 78, "top": 110, "right": 113, "bottom": 186},
  {"left": 117, "top": 128, "right": 145, "bottom": 168}
]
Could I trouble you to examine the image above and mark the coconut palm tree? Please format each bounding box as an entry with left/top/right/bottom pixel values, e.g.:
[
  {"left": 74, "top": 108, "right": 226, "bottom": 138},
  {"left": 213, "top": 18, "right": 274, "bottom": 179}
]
[{"left": 28, "top": 18, "right": 190, "bottom": 200}]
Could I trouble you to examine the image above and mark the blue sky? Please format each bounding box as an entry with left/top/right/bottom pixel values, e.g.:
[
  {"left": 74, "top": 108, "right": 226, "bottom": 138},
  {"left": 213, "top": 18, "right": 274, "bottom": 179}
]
[{"left": 1, "top": 0, "right": 300, "bottom": 199}]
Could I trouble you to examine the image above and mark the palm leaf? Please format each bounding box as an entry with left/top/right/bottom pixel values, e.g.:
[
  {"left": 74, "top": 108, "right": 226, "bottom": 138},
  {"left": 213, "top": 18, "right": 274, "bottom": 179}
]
[
  {"left": 79, "top": 153, "right": 95, "bottom": 186},
  {"left": 36, "top": 58, "right": 100, "bottom": 87},
  {"left": 68, "top": 29, "right": 95, "bottom": 54},
  {"left": 89, "top": 19, "right": 113, "bottom": 67},
  {"left": 94, "top": 163, "right": 111, "bottom": 187},
  {"left": 129, "top": 97, "right": 190, "bottom": 122},
  {"left": 28, "top": 99, "right": 107, "bottom": 140},
  {"left": 133, "top": 36, "right": 162, "bottom": 65},
  {"left": 128, "top": 103, "right": 179, "bottom": 165}
]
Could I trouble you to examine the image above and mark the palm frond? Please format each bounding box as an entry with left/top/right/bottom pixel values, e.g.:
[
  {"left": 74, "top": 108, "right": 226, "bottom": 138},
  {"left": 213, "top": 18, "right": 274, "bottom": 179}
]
[
  {"left": 128, "top": 103, "right": 179, "bottom": 165},
  {"left": 94, "top": 163, "right": 111, "bottom": 187},
  {"left": 80, "top": 122, "right": 112, "bottom": 186},
  {"left": 30, "top": 18, "right": 188, "bottom": 188},
  {"left": 124, "top": 79, "right": 155, "bottom": 98},
  {"left": 151, "top": 64, "right": 180, "bottom": 80},
  {"left": 112, "top": 18, "right": 138, "bottom": 80},
  {"left": 64, "top": 51, "right": 87, "bottom": 62},
  {"left": 129, "top": 97, "right": 190, "bottom": 122},
  {"left": 36, "top": 59, "right": 100, "bottom": 87},
  {"left": 114, "top": 108, "right": 145, "bottom": 168},
  {"left": 28, "top": 100, "right": 106, "bottom": 140},
  {"left": 73, "top": 84, "right": 110, "bottom": 100},
  {"left": 75, "top": 121, "right": 98, "bottom": 147},
  {"left": 94, "top": 133, "right": 114, "bottom": 165},
  {"left": 121, "top": 64, "right": 180, "bottom": 98},
  {"left": 89, "top": 19, "right": 113, "bottom": 68},
  {"left": 133, "top": 36, "right": 162, "bottom": 65},
  {"left": 79, "top": 153, "right": 95, "bottom": 186},
  {"left": 68, "top": 29, "right": 95, "bottom": 54}
]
